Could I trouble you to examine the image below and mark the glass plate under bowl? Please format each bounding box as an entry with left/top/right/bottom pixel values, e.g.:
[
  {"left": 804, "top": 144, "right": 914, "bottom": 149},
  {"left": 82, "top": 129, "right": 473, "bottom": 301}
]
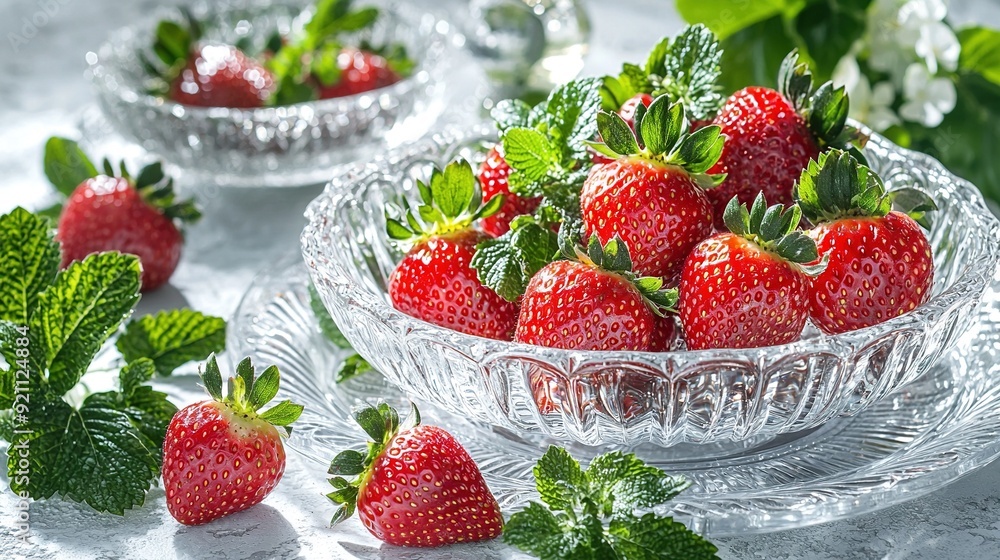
[
  {"left": 230, "top": 257, "right": 1000, "bottom": 537},
  {"left": 301, "top": 125, "right": 1000, "bottom": 447},
  {"left": 87, "top": 0, "right": 456, "bottom": 187}
]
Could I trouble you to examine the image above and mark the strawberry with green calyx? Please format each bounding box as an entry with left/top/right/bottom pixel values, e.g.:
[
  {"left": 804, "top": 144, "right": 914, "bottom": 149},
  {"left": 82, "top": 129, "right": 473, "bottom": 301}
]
[
  {"left": 266, "top": 0, "right": 411, "bottom": 105},
  {"left": 326, "top": 402, "right": 503, "bottom": 547},
  {"left": 504, "top": 446, "right": 719, "bottom": 560},
  {"left": 143, "top": 10, "right": 276, "bottom": 108},
  {"left": 704, "top": 49, "right": 864, "bottom": 228},
  {"left": 386, "top": 159, "right": 519, "bottom": 340},
  {"left": 794, "top": 149, "right": 936, "bottom": 335},
  {"left": 515, "top": 235, "right": 679, "bottom": 351},
  {"left": 582, "top": 95, "right": 724, "bottom": 282},
  {"left": 679, "top": 194, "right": 822, "bottom": 350},
  {"left": 601, "top": 24, "right": 724, "bottom": 125},
  {"left": 44, "top": 137, "right": 200, "bottom": 292},
  {"left": 163, "top": 355, "right": 304, "bottom": 526}
]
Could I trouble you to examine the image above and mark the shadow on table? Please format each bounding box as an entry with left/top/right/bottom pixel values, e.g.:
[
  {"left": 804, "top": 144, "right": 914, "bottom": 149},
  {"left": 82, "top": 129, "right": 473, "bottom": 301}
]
[
  {"left": 173, "top": 503, "right": 300, "bottom": 559},
  {"left": 333, "top": 539, "right": 511, "bottom": 560}
]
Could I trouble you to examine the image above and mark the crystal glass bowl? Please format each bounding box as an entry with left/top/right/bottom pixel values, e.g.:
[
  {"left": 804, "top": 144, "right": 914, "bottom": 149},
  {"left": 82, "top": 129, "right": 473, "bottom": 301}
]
[
  {"left": 302, "top": 125, "right": 1000, "bottom": 447},
  {"left": 87, "top": 0, "right": 453, "bottom": 187}
]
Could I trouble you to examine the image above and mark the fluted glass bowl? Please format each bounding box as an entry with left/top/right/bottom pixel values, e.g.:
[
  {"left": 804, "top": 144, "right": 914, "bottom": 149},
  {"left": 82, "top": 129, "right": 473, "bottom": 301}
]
[
  {"left": 87, "top": 0, "right": 454, "bottom": 187},
  {"left": 301, "top": 125, "right": 1000, "bottom": 447}
]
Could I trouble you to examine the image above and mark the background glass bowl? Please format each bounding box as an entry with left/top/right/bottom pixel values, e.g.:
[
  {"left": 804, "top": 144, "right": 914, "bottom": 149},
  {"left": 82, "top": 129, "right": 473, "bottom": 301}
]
[
  {"left": 87, "top": 0, "right": 453, "bottom": 187},
  {"left": 301, "top": 125, "right": 1000, "bottom": 447}
]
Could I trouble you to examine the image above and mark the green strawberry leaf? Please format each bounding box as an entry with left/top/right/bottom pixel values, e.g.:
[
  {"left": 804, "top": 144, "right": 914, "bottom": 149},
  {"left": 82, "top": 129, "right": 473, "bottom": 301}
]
[
  {"left": 544, "top": 77, "right": 603, "bottom": 159},
  {"left": 43, "top": 137, "right": 98, "bottom": 197},
  {"left": 116, "top": 309, "right": 226, "bottom": 376},
  {"left": 793, "top": 149, "right": 892, "bottom": 223},
  {"left": 725, "top": 194, "right": 819, "bottom": 265},
  {"left": 0, "top": 208, "right": 60, "bottom": 325},
  {"left": 247, "top": 365, "right": 280, "bottom": 411},
  {"left": 431, "top": 159, "right": 477, "bottom": 220},
  {"left": 31, "top": 252, "right": 141, "bottom": 395}
]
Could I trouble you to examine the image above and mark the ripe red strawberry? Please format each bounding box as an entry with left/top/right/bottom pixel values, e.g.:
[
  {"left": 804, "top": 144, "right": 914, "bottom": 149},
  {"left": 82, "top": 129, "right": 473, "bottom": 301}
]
[
  {"left": 705, "top": 51, "right": 856, "bottom": 228},
  {"left": 163, "top": 356, "right": 304, "bottom": 525},
  {"left": 478, "top": 144, "right": 541, "bottom": 237},
  {"left": 170, "top": 44, "right": 275, "bottom": 108},
  {"left": 582, "top": 95, "right": 725, "bottom": 282},
  {"left": 387, "top": 159, "right": 518, "bottom": 340},
  {"left": 618, "top": 93, "right": 653, "bottom": 129},
  {"left": 53, "top": 153, "right": 199, "bottom": 292},
  {"left": 317, "top": 48, "right": 401, "bottom": 99},
  {"left": 648, "top": 315, "right": 679, "bottom": 351},
  {"left": 794, "top": 150, "right": 936, "bottom": 334},
  {"left": 515, "top": 235, "right": 678, "bottom": 351},
  {"left": 679, "top": 194, "right": 821, "bottom": 350},
  {"left": 327, "top": 402, "right": 503, "bottom": 547}
]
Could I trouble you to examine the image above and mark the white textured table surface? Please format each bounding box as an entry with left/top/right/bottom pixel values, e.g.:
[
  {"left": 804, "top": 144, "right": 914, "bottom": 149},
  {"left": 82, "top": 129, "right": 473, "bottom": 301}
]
[{"left": 3, "top": 0, "right": 1000, "bottom": 559}]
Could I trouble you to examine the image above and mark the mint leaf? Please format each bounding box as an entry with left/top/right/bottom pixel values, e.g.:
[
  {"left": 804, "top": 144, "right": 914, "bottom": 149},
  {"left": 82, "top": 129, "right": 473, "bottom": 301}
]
[
  {"left": 506, "top": 447, "right": 717, "bottom": 560},
  {"left": 43, "top": 137, "right": 98, "bottom": 197},
  {"left": 472, "top": 220, "right": 560, "bottom": 302},
  {"left": 535, "top": 446, "right": 588, "bottom": 511},
  {"left": 504, "top": 502, "right": 595, "bottom": 560},
  {"left": 31, "top": 252, "right": 141, "bottom": 395},
  {"left": 543, "top": 77, "right": 603, "bottom": 159},
  {"left": 491, "top": 99, "right": 533, "bottom": 133},
  {"left": 608, "top": 514, "right": 719, "bottom": 560},
  {"left": 0, "top": 208, "right": 60, "bottom": 325},
  {"left": 116, "top": 358, "right": 178, "bottom": 454},
  {"left": 116, "top": 309, "right": 226, "bottom": 376},
  {"left": 503, "top": 127, "right": 560, "bottom": 187},
  {"left": 9, "top": 391, "right": 166, "bottom": 515}
]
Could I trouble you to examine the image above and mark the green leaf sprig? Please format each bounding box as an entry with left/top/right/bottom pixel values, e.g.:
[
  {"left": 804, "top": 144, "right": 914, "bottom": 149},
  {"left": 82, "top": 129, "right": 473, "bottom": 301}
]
[
  {"left": 0, "top": 207, "right": 225, "bottom": 514},
  {"left": 601, "top": 24, "right": 724, "bottom": 121},
  {"left": 267, "top": 0, "right": 414, "bottom": 105},
  {"left": 504, "top": 446, "right": 719, "bottom": 560}
]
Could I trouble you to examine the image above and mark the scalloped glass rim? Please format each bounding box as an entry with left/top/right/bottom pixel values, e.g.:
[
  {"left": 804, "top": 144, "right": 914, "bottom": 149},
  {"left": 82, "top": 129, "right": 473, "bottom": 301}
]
[
  {"left": 301, "top": 123, "right": 1000, "bottom": 446},
  {"left": 88, "top": 0, "right": 433, "bottom": 117}
]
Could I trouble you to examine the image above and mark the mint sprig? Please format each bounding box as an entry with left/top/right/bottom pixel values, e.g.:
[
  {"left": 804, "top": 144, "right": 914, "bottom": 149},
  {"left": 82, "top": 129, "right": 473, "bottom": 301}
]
[
  {"left": 601, "top": 25, "right": 724, "bottom": 121},
  {"left": 0, "top": 207, "right": 226, "bottom": 514},
  {"left": 471, "top": 216, "right": 561, "bottom": 302},
  {"left": 499, "top": 78, "right": 602, "bottom": 198},
  {"left": 504, "top": 446, "right": 719, "bottom": 560}
]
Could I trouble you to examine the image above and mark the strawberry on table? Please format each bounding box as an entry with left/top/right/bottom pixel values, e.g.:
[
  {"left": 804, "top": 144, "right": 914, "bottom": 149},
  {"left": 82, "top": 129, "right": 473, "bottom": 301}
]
[
  {"left": 515, "top": 235, "right": 678, "bottom": 351},
  {"left": 45, "top": 138, "right": 200, "bottom": 292},
  {"left": 794, "top": 149, "right": 936, "bottom": 334},
  {"left": 386, "top": 159, "right": 519, "bottom": 340},
  {"left": 705, "top": 50, "right": 860, "bottom": 228},
  {"left": 163, "top": 355, "right": 304, "bottom": 525},
  {"left": 679, "top": 194, "right": 822, "bottom": 350},
  {"left": 582, "top": 95, "right": 725, "bottom": 282},
  {"left": 326, "top": 402, "right": 503, "bottom": 547}
]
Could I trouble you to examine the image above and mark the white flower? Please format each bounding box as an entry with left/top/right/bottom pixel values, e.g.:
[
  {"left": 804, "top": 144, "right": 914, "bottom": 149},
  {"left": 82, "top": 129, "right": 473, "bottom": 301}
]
[
  {"left": 898, "top": 0, "right": 947, "bottom": 27},
  {"left": 914, "top": 21, "right": 960, "bottom": 73},
  {"left": 835, "top": 57, "right": 901, "bottom": 132},
  {"left": 899, "top": 63, "right": 957, "bottom": 127}
]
